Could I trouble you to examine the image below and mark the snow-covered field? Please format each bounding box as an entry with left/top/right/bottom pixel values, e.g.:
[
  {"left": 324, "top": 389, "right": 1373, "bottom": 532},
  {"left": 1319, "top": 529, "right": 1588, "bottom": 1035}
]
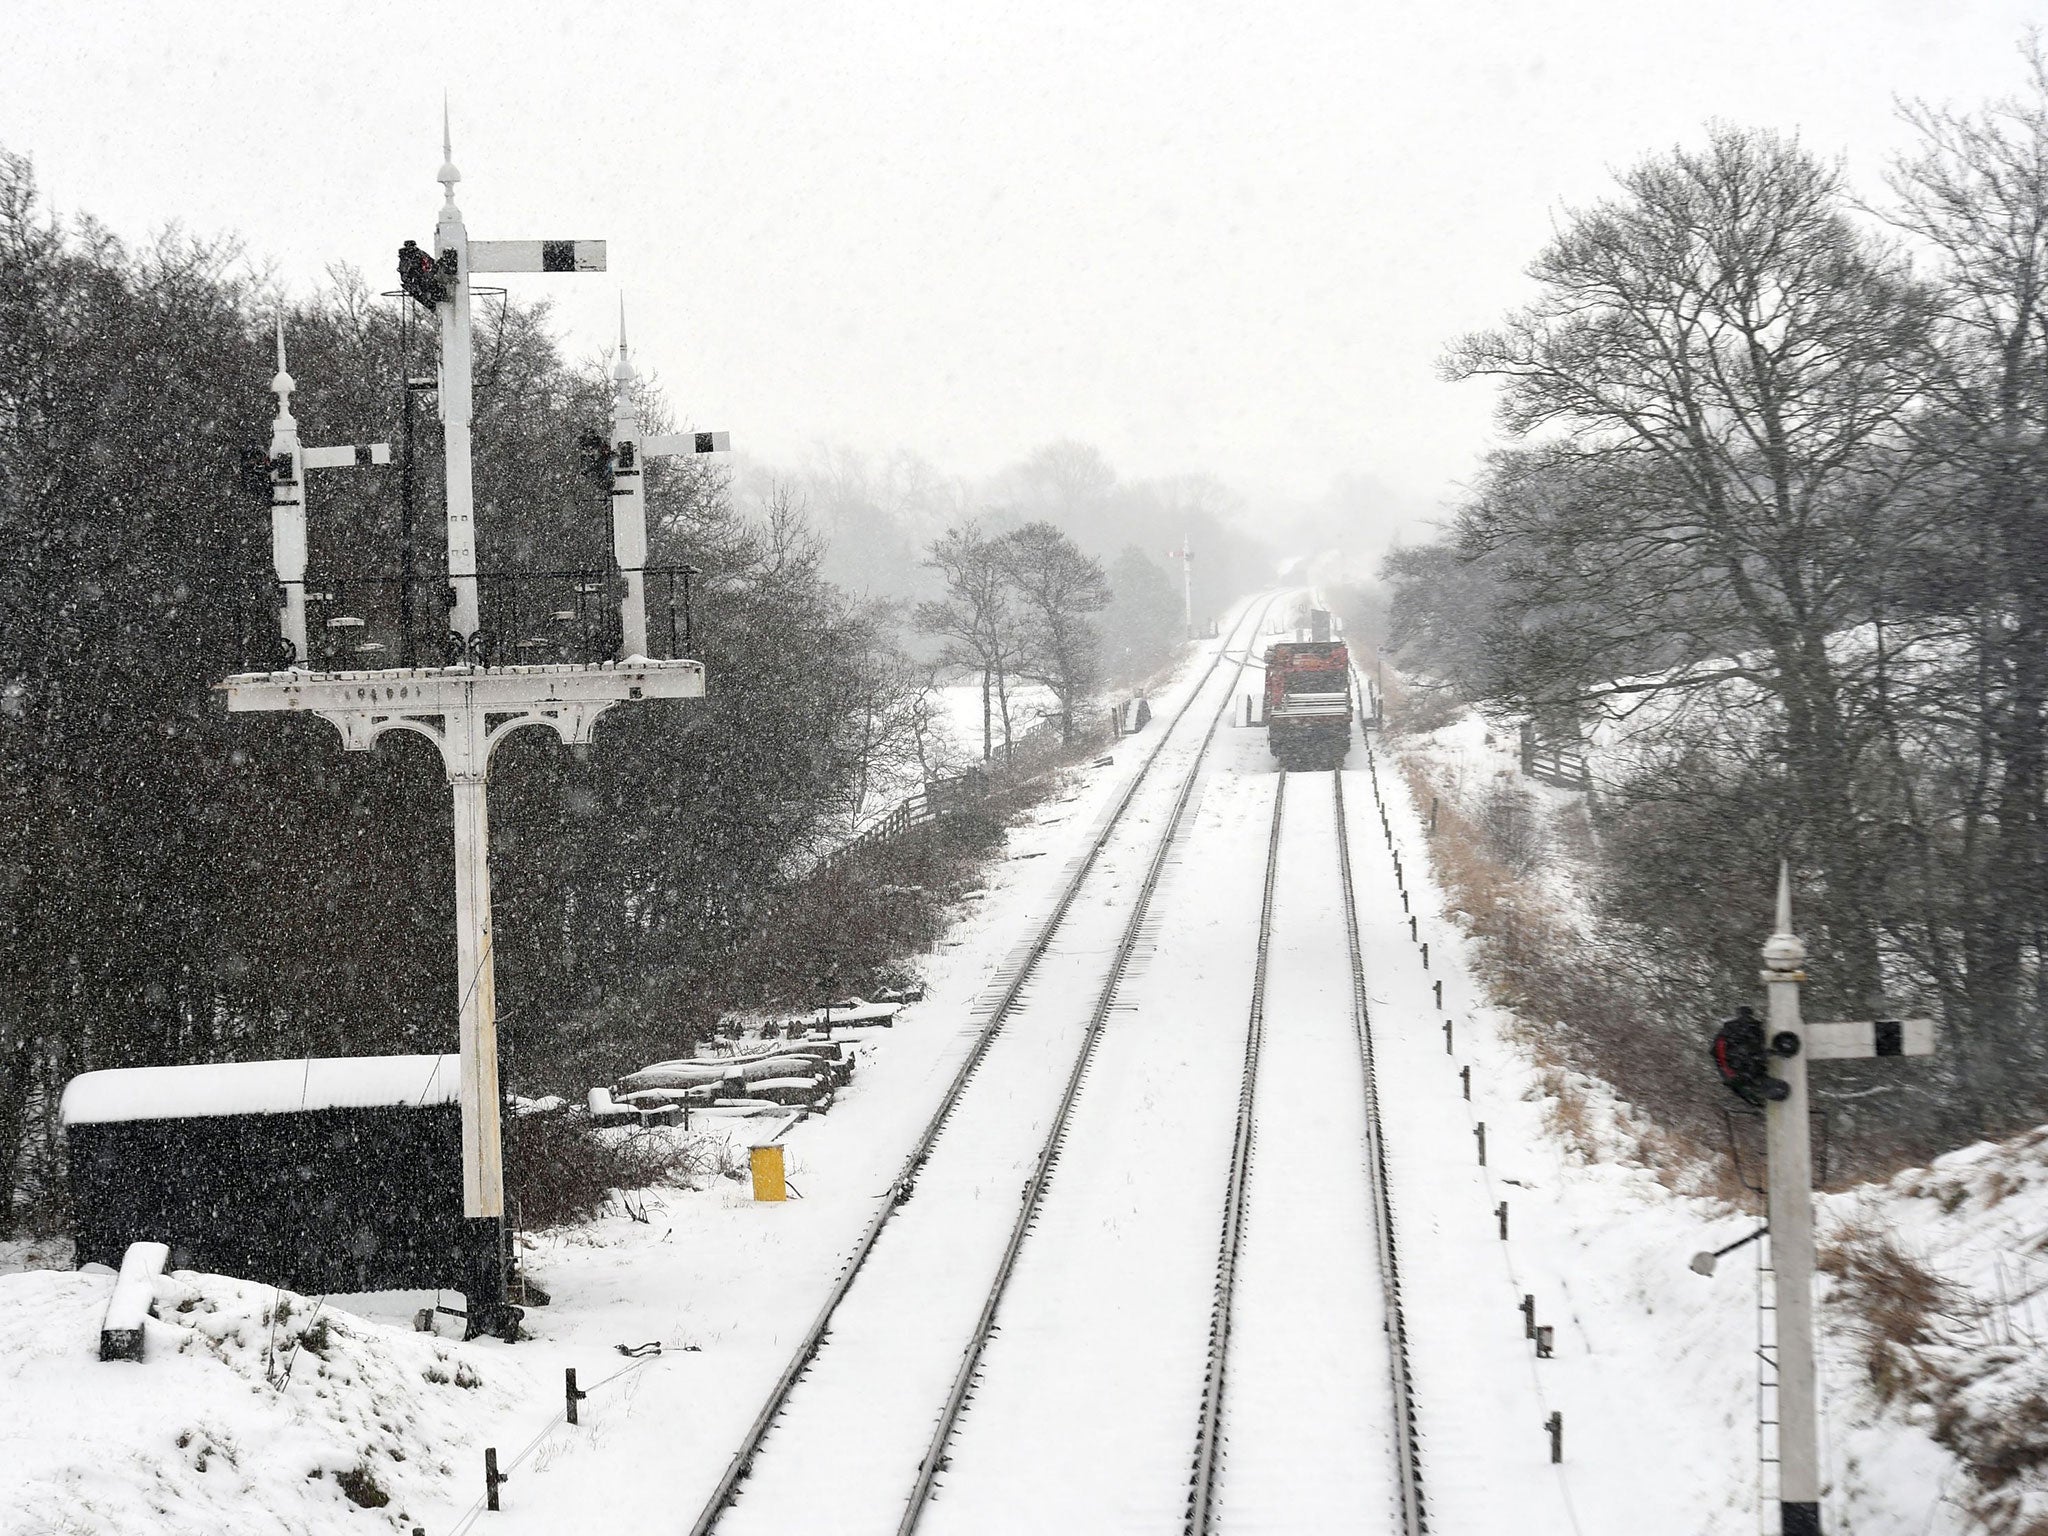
[{"left": 2, "top": 592, "right": 2026, "bottom": 1534}]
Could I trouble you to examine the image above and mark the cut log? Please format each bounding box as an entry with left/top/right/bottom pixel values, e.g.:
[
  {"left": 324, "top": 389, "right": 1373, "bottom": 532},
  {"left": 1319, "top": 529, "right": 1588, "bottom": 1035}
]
[{"left": 101, "top": 1240, "right": 168, "bottom": 1362}]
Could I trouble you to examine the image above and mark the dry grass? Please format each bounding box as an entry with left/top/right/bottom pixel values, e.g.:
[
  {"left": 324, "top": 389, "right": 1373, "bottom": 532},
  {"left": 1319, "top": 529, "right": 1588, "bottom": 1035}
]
[
  {"left": 1386, "top": 718, "right": 1744, "bottom": 1199},
  {"left": 1817, "top": 1220, "right": 2048, "bottom": 1523},
  {"left": 1819, "top": 1220, "right": 1962, "bottom": 1406}
]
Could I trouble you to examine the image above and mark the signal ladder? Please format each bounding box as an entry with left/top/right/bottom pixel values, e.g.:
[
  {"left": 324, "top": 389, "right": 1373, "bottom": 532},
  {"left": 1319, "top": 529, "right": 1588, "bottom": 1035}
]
[{"left": 1755, "top": 1235, "right": 1781, "bottom": 1534}]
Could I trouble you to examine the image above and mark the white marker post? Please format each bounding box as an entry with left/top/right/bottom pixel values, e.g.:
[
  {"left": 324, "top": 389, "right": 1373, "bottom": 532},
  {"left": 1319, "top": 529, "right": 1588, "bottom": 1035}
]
[
  {"left": 265, "top": 320, "right": 390, "bottom": 665},
  {"left": 606, "top": 309, "right": 728, "bottom": 659},
  {"left": 1757, "top": 864, "right": 1934, "bottom": 1536}
]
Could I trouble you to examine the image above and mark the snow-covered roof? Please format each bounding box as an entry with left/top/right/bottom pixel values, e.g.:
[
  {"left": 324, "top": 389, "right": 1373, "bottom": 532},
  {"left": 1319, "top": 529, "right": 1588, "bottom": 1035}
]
[{"left": 60, "top": 1053, "right": 460, "bottom": 1126}]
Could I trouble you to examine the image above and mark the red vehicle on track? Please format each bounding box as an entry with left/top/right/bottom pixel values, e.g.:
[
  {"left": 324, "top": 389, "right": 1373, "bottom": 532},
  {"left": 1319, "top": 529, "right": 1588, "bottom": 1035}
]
[{"left": 1263, "top": 630, "right": 1353, "bottom": 771}]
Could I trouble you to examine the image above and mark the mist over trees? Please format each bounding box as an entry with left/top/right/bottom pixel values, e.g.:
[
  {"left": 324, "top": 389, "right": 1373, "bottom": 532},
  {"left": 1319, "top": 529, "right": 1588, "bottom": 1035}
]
[
  {"left": 1389, "top": 56, "right": 2048, "bottom": 1143},
  {"left": 757, "top": 437, "right": 1265, "bottom": 633}
]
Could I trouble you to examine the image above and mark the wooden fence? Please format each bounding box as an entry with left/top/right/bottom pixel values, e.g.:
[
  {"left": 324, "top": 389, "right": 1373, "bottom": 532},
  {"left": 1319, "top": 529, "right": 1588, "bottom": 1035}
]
[
  {"left": 814, "top": 766, "right": 992, "bottom": 878},
  {"left": 1519, "top": 722, "right": 1591, "bottom": 792}
]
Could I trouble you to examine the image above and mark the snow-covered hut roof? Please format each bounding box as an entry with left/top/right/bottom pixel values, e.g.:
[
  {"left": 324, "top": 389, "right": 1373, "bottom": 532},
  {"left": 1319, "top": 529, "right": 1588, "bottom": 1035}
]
[{"left": 60, "top": 1053, "right": 460, "bottom": 1126}]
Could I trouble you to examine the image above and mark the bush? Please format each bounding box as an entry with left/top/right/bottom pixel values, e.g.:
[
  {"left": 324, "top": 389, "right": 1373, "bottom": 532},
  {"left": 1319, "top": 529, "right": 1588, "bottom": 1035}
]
[{"left": 502, "top": 1111, "right": 712, "bottom": 1231}]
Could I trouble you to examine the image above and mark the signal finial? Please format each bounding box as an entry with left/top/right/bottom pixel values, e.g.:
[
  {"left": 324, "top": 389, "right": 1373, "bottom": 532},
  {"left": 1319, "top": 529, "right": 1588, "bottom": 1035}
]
[
  {"left": 270, "top": 314, "right": 296, "bottom": 420},
  {"left": 1763, "top": 860, "right": 1806, "bottom": 972},
  {"left": 613, "top": 296, "right": 637, "bottom": 385},
  {"left": 437, "top": 96, "right": 461, "bottom": 205}
]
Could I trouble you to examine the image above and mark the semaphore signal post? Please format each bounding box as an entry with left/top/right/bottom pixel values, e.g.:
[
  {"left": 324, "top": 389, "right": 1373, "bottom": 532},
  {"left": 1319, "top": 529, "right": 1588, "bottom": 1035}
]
[
  {"left": 216, "top": 118, "right": 727, "bottom": 1339},
  {"left": 1720, "top": 866, "right": 1936, "bottom": 1535}
]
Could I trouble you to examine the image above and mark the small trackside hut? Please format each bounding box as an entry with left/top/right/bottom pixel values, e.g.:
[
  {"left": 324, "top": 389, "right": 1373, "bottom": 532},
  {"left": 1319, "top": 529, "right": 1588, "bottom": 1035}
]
[
  {"left": 1263, "top": 612, "right": 1353, "bottom": 770},
  {"left": 62, "top": 1054, "right": 470, "bottom": 1300}
]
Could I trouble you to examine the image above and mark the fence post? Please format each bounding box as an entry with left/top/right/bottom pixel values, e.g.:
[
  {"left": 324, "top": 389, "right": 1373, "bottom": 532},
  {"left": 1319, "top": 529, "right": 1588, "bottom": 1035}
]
[
  {"left": 565, "top": 1367, "right": 585, "bottom": 1426},
  {"left": 1547, "top": 1411, "right": 1564, "bottom": 1463},
  {"left": 485, "top": 1447, "right": 507, "bottom": 1511}
]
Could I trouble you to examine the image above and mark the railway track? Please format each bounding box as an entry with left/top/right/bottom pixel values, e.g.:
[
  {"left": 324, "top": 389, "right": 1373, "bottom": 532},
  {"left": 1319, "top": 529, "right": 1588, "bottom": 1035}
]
[
  {"left": 890, "top": 758, "right": 1427, "bottom": 1532},
  {"left": 689, "top": 593, "right": 1283, "bottom": 1536},
  {"left": 1185, "top": 768, "right": 1427, "bottom": 1534}
]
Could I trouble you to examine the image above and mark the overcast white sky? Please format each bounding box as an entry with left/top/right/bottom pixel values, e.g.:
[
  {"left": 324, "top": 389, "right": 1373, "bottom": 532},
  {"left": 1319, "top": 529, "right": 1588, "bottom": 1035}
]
[{"left": 4, "top": 0, "right": 2043, "bottom": 549}]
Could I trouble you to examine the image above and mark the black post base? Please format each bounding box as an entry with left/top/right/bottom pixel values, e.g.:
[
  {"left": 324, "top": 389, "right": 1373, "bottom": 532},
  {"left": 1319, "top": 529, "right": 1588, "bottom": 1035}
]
[
  {"left": 1781, "top": 1500, "right": 1822, "bottom": 1536},
  {"left": 460, "top": 1216, "right": 524, "bottom": 1342}
]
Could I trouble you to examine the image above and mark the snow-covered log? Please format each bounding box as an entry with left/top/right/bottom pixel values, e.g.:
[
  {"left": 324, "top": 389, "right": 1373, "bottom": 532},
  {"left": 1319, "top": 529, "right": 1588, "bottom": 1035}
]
[
  {"left": 99, "top": 1240, "right": 168, "bottom": 1362},
  {"left": 586, "top": 1087, "right": 639, "bottom": 1128},
  {"left": 617, "top": 1054, "right": 840, "bottom": 1095}
]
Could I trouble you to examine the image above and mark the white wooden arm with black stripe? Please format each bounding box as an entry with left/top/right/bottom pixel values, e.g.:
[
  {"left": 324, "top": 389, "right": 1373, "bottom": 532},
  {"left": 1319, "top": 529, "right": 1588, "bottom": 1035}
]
[
  {"left": 1797, "top": 1018, "right": 1935, "bottom": 1060},
  {"left": 641, "top": 431, "right": 731, "bottom": 457},
  {"left": 467, "top": 239, "right": 607, "bottom": 273},
  {"left": 301, "top": 443, "right": 392, "bottom": 470}
]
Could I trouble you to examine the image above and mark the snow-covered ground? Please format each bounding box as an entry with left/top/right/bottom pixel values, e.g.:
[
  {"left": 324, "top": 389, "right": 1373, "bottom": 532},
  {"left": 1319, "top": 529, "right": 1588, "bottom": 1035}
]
[
  {"left": 0, "top": 605, "right": 1263, "bottom": 1536},
  {"left": 1357, "top": 727, "right": 1758, "bottom": 1531},
  {"left": 1378, "top": 680, "right": 2048, "bottom": 1532},
  {"left": 4, "top": 592, "right": 2023, "bottom": 1534}
]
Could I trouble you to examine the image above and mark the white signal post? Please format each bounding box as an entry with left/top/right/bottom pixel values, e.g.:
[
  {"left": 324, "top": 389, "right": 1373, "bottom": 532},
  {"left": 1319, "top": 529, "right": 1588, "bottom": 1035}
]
[
  {"left": 219, "top": 125, "right": 709, "bottom": 1339},
  {"left": 266, "top": 319, "right": 390, "bottom": 664},
  {"left": 1179, "top": 532, "right": 1193, "bottom": 639},
  {"left": 607, "top": 306, "right": 728, "bottom": 658},
  {"left": 1756, "top": 864, "right": 1934, "bottom": 1536}
]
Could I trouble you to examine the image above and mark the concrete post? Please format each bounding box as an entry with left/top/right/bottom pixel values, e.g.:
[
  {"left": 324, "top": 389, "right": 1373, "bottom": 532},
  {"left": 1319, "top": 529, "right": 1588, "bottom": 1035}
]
[
  {"left": 1180, "top": 532, "right": 1194, "bottom": 640},
  {"left": 267, "top": 320, "right": 307, "bottom": 664},
  {"left": 435, "top": 113, "right": 480, "bottom": 651},
  {"left": 1762, "top": 863, "right": 1821, "bottom": 1536},
  {"left": 450, "top": 768, "right": 504, "bottom": 1224},
  {"left": 610, "top": 308, "right": 648, "bottom": 659}
]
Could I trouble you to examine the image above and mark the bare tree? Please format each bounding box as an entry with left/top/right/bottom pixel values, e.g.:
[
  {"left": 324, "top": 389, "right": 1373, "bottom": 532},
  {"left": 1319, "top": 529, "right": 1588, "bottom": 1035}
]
[
  {"left": 915, "top": 521, "right": 1022, "bottom": 763},
  {"left": 1878, "top": 46, "right": 2048, "bottom": 1104},
  {"left": 1442, "top": 125, "right": 1937, "bottom": 1007},
  {"left": 999, "top": 520, "right": 1111, "bottom": 744}
]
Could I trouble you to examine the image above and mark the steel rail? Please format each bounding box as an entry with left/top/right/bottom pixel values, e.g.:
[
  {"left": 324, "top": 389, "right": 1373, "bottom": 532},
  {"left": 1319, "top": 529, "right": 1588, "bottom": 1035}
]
[
  {"left": 1332, "top": 767, "right": 1429, "bottom": 1535},
  {"left": 895, "top": 591, "right": 1268, "bottom": 1535},
  {"left": 1181, "top": 769, "right": 1288, "bottom": 1534},
  {"left": 685, "top": 592, "right": 1282, "bottom": 1536}
]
